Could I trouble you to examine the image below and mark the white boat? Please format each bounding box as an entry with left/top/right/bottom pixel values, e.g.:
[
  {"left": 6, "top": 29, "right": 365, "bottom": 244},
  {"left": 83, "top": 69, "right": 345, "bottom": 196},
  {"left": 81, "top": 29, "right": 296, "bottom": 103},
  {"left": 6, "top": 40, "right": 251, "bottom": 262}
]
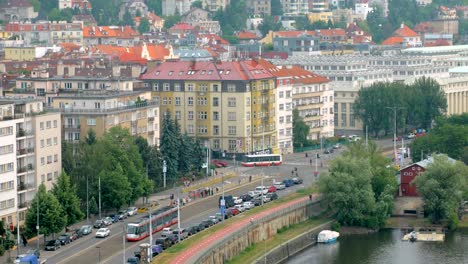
[{"left": 317, "top": 230, "right": 340, "bottom": 243}]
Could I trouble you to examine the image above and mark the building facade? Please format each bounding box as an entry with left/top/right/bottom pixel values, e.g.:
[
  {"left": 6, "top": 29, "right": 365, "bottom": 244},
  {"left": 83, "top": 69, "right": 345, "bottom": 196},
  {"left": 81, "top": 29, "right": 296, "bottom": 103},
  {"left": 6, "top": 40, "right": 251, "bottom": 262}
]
[
  {"left": 0, "top": 99, "right": 61, "bottom": 227},
  {"left": 245, "top": 0, "right": 271, "bottom": 16},
  {"left": 4, "top": 21, "right": 83, "bottom": 46},
  {"left": 281, "top": 0, "right": 309, "bottom": 15},
  {"left": 140, "top": 60, "right": 277, "bottom": 156}
]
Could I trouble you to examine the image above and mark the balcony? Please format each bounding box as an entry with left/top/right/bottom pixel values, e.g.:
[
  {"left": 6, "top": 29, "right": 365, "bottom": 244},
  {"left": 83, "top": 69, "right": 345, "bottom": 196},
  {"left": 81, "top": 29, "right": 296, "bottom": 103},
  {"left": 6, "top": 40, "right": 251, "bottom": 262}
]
[
  {"left": 148, "top": 116, "right": 155, "bottom": 121},
  {"left": 17, "top": 164, "right": 34, "bottom": 173},
  {"left": 148, "top": 130, "right": 154, "bottom": 136},
  {"left": 18, "top": 201, "right": 31, "bottom": 209},
  {"left": 17, "top": 182, "right": 34, "bottom": 191},
  {"left": 16, "top": 147, "right": 34, "bottom": 156},
  {"left": 16, "top": 128, "right": 33, "bottom": 138},
  {"left": 63, "top": 124, "right": 80, "bottom": 129}
]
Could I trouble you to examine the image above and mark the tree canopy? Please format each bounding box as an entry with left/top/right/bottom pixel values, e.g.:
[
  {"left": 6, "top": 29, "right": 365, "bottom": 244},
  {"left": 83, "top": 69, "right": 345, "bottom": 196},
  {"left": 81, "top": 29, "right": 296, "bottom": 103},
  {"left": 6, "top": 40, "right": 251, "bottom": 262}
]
[
  {"left": 51, "top": 171, "right": 84, "bottom": 226},
  {"left": 292, "top": 108, "right": 310, "bottom": 148}
]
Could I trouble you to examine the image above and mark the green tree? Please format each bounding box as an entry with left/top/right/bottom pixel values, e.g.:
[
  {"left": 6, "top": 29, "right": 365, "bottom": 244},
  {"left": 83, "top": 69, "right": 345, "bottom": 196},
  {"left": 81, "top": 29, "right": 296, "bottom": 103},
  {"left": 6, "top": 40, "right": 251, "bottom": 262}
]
[
  {"left": 258, "top": 15, "right": 282, "bottom": 37},
  {"left": 271, "top": 0, "right": 283, "bottom": 16},
  {"left": 25, "top": 184, "right": 66, "bottom": 241},
  {"left": 293, "top": 15, "right": 311, "bottom": 30},
  {"left": 99, "top": 165, "right": 132, "bottom": 210},
  {"left": 138, "top": 18, "right": 151, "bottom": 33},
  {"left": 160, "top": 111, "right": 180, "bottom": 183},
  {"left": 292, "top": 108, "right": 310, "bottom": 149},
  {"left": 192, "top": 138, "right": 204, "bottom": 172},
  {"left": 178, "top": 133, "right": 193, "bottom": 175},
  {"left": 51, "top": 171, "right": 84, "bottom": 226},
  {"left": 147, "top": 0, "right": 162, "bottom": 15},
  {"left": 413, "top": 155, "right": 468, "bottom": 225},
  {"left": 85, "top": 129, "right": 97, "bottom": 145},
  {"left": 122, "top": 10, "right": 135, "bottom": 26},
  {"left": 191, "top": 0, "right": 202, "bottom": 8},
  {"left": 164, "top": 14, "right": 182, "bottom": 29},
  {"left": 410, "top": 77, "right": 447, "bottom": 129}
]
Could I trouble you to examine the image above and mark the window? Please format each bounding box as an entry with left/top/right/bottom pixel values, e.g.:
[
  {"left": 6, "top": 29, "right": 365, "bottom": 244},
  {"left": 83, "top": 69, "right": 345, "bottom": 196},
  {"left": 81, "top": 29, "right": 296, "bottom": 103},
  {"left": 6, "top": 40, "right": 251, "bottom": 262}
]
[
  {"left": 0, "top": 181, "right": 14, "bottom": 192},
  {"left": 175, "top": 111, "right": 181, "bottom": 120},
  {"left": 228, "top": 112, "right": 236, "bottom": 121},
  {"left": 46, "top": 121, "right": 52, "bottom": 129},
  {"left": 279, "top": 91, "right": 284, "bottom": 98},
  {"left": 0, "top": 162, "right": 14, "bottom": 174},
  {"left": 64, "top": 82, "right": 72, "bottom": 89},
  {"left": 0, "top": 144, "right": 13, "bottom": 155},
  {"left": 279, "top": 104, "right": 284, "bottom": 110},
  {"left": 175, "top": 97, "right": 181, "bottom": 106},
  {"left": 286, "top": 91, "right": 291, "bottom": 98},
  {"left": 53, "top": 120, "right": 57, "bottom": 128},
  {"left": 213, "top": 139, "right": 220, "bottom": 149},
  {"left": 54, "top": 154, "right": 58, "bottom": 162},
  {"left": 47, "top": 155, "right": 52, "bottom": 164},
  {"left": 41, "top": 157, "right": 45, "bottom": 165},
  {"left": 187, "top": 124, "right": 194, "bottom": 134},
  {"left": 174, "top": 83, "right": 181, "bottom": 91},
  {"left": 286, "top": 115, "right": 292, "bottom": 123},
  {"left": 198, "top": 126, "right": 208, "bottom": 134},
  {"left": 40, "top": 122, "right": 44, "bottom": 130},
  {"left": 47, "top": 173, "right": 52, "bottom": 181},
  {"left": 227, "top": 84, "right": 236, "bottom": 92},
  {"left": 200, "top": 84, "right": 208, "bottom": 92},
  {"left": 246, "top": 112, "right": 250, "bottom": 121},
  {"left": 187, "top": 84, "right": 194, "bottom": 92},
  {"left": 188, "top": 97, "right": 194, "bottom": 106},
  {"left": 213, "top": 125, "right": 219, "bottom": 135},
  {"left": 54, "top": 171, "right": 59, "bottom": 179},
  {"left": 213, "top": 97, "right": 219, "bottom": 107},
  {"left": 228, "top": 97, "right": 236, "bottom": 107},
  {"left": 0, "top": 198, "right": 14, "bottom": 210},
  {"left": 188, "top": 111, "right": 194, "bottom": 120},
  {"left": 279, "top": 116, "right": 284, "bottom": 123},
  {"left": 163, "top": 83, "right": 170, "bottom": 91},
  {"left": 153, "top": 83, "right": 159, "bottom": 91},
  {"left": 197, "top": 111, "right": 208, "bottom": 120},
  {"left": 197, "top": 97, "right": 207, "bottom": 105},
  {"left": 0, "top": 126, "right": 13, "bottom": 136},
  {"left": 40, "top": 140, "right": 44, "bottom": 148},
  {"left": 54, "top": 137, "right": 58, "bottom": 145},
  {"left": 228, "top": 126, "right": 236, "bottom": 135},
  {"left": 47, "top": 138, "right": 52, "bottom": 146},
  {"left": 246, "top": 97, "right": 250, "bottom": 106},
  {"left": 279, "top": 129, "right": 284, "bottom": 136},
  {"left": 213, "top": 84, "right": 219, "bottom": 92},
  {"left": 87, "top": 118, "right": 96, "bottom": 126},
  {"left": 228, "top": 140, "right": 236, "bottom": 150}
]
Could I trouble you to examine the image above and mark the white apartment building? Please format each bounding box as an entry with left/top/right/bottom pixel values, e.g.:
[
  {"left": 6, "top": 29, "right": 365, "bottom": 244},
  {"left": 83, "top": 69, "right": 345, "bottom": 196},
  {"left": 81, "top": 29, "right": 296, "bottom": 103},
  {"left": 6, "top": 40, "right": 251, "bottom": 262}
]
[
  {"left": 273, "top": 71, "right": 294, "bottom": 154},
  {"left": 0, "top": 99, "right": 61, "bottom": 227},
  {"left": 281, "top": 0, "right": 309, "bottom": 15}
]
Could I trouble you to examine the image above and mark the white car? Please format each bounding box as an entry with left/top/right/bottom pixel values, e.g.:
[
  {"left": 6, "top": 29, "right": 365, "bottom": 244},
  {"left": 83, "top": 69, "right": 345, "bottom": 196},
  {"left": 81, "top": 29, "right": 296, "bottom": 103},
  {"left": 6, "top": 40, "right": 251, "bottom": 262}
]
[
  {"left": 234, "top": 204, "right": 245, "bottom": 212},
  {"left": 127, "top": 207, "right": 138, "bottom": 216},
  {"left": 233, "top": 196, "right": 243, "bottom": 204},
  {"left": 248, "top": 190, "right": 261, "bottom": 198},
  {"left": 406, "top": 133, "right": 416, "bottom": 139},
  {"left": 95, "top": 228, "right": 110, "bottom": 238},
  {"left": 255, "top": 186, "right": 269, "bottom": 195},
  {"left": 161, "top": 227, "right": 173, "bottom": 236},
  {"left": 274, "top": 182, "right": 286, "bottom": 190},
  {"left": 208, "top": 215, "right": 219, "bottom": 224},
  {"left": 263, "top": 196, "right": 271, "bottom": 203},
  {"left": 243, "top": 201, "right": 255, "bottom": 210}
]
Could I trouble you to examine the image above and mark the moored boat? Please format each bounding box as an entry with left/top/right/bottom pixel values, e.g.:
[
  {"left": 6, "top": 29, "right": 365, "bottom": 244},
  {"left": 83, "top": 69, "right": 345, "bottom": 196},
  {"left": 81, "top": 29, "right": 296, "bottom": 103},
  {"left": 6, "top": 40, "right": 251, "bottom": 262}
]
[{"left": 317, "top": 230, "right": 340, "bottom": 243}]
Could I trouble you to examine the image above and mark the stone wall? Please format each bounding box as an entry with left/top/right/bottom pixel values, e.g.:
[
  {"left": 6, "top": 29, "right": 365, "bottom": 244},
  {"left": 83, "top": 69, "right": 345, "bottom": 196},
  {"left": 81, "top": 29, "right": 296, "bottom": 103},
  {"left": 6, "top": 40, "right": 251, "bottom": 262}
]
[{"left": 196, "top": 199, "right": 327, "bottom": 264}]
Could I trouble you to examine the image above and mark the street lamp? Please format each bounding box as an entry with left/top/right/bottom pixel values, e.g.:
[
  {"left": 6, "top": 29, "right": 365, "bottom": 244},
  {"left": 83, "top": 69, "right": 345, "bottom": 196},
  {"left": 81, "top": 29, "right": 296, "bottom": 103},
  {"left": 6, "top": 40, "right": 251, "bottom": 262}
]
[
  {"left": 163, "top": 160, "right": 167, "bottom": 189},
  {"left": 98, "top": 175, "right": 101, "bottom": 220},
  {"left": 386, "top": 106, "right": 405, "bottom": 165},
  {"left": 96, "top": 246, "right": 101, "bottom": 264}
]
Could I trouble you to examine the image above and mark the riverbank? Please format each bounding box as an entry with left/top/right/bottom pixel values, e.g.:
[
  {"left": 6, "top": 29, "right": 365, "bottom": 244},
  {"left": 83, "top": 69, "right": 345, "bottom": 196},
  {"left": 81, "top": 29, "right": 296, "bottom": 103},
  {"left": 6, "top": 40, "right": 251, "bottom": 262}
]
[{"left": 226, "top": 217, "right": 331, "bottom": 264}]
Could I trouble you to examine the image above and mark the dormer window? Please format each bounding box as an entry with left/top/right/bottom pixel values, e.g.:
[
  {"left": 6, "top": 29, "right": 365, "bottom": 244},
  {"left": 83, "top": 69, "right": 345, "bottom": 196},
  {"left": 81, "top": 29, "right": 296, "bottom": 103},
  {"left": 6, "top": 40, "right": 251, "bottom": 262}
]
[{"left": 168, "top": 71, "right": 174, "bottom": 76}]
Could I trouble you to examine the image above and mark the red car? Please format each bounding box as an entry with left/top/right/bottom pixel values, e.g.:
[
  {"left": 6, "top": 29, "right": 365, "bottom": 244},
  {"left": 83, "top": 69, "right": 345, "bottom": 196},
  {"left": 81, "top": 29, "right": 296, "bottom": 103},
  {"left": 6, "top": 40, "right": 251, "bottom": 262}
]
[
  {"left": 211, "top": 159, "right": 228, "bottom": 168},
  {"left": 230, "top": 208, "right": 240, "bottom": 216},
  {"left": 268, "top": 186, "right": 277, "bottom": 193}
]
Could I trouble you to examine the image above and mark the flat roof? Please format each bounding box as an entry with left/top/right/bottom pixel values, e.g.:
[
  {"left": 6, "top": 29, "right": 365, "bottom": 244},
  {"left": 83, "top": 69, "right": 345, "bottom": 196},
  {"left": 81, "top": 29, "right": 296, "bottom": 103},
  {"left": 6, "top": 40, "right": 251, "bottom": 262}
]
[{"left": 402, "top": 45, "right": 468, "bottom": 54}]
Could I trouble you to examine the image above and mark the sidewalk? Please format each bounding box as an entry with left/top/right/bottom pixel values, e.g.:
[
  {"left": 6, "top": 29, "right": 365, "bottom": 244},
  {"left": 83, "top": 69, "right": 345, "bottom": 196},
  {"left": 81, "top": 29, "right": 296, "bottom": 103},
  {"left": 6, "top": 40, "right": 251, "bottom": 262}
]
[{"left": 0, "top": 167, "right": 261, "bottom": 263}]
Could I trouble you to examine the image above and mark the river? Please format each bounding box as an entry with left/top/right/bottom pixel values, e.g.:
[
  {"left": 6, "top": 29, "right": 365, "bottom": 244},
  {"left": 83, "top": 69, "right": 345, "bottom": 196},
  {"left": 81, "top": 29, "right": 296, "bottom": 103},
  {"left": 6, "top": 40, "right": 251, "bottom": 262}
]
[{"left": 287, "top": 229, "right": 468, "bottom": 264}]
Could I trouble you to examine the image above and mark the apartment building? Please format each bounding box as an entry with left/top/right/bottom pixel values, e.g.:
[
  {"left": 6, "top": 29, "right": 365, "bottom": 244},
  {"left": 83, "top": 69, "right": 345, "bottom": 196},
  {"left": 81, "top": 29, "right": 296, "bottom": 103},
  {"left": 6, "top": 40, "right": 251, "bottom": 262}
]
[
  {"left": 0, "top": 99, "right": 61, "bottom": 227},
  {"left": 50, "top": 90, "right": 160, "bottom": 146},
  {"left": 83, "top": 26, "right": 140, "bottom": 47},
  {"left": 140, "top": 60, "right": 277, "bottom": 156},
  {"left": 202, "top": 0, "right": 230, "bottom": 12},
  {"left": 4, "top": 21, "right": 83, "bottom": 46},
  {"left": 281, "top": 0, "right": 309, "bottom": 15},
  {"left": 162, "top": 0, "right": 192, "bottom": 16},
  {"left": 245, "top": 0, "right": 271, "bottom": 16}
]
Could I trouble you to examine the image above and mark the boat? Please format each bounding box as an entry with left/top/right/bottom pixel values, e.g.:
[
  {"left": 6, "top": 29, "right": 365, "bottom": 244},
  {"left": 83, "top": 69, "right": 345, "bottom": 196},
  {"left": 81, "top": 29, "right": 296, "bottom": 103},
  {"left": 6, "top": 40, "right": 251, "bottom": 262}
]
[{"left": 317, "top": 230, "right": 340, "bottom": 243}]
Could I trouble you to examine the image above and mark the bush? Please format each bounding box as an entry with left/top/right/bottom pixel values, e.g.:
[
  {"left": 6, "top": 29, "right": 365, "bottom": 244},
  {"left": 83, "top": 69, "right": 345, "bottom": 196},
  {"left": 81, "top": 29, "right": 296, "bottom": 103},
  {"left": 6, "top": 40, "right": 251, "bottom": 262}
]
[
  {"left": 447, "top": 212, "right": 459, "bottom": 231},
  {"left": 331, "top": 221, "right": 341, "bottom": 232}
]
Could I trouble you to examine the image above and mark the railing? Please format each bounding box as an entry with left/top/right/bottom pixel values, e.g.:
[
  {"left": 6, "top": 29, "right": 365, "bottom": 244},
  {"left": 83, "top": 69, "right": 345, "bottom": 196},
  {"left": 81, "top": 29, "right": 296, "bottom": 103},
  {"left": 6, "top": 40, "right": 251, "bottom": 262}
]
[
  {"left": 46, "top": 100, "right": 159, "bottom": 114},
  {"left": 148, "top": 116, "right": 155, "bottom": 121},
  {"left": 17, "top": 164, "right": 34, "bottom": 173},
  {"left": 17, "top": 182, "right": 34, "bottom": 191},
  {"left": 19, "top": 201, "right": 31, "bottom": 209},
  {"left": 16, "top": 147, "right": 34, "bottom": 155},
  {"left": 63, "top": 124, "right": 80, "bottom": 129}
]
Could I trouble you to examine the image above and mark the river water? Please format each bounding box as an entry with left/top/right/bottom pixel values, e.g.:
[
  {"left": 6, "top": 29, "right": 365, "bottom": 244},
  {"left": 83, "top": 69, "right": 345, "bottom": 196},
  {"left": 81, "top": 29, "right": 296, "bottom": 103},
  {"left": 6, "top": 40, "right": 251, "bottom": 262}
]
[{"left": 287, "top": 229, "right": 468, "bottom": 264}]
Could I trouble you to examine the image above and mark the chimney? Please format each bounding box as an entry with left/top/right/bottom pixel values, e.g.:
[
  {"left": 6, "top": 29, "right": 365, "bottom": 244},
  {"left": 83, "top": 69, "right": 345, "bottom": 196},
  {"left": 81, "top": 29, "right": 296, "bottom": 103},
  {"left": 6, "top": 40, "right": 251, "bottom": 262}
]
[{"left": 401, "top": 23, "right": 404, "bottom": 29}]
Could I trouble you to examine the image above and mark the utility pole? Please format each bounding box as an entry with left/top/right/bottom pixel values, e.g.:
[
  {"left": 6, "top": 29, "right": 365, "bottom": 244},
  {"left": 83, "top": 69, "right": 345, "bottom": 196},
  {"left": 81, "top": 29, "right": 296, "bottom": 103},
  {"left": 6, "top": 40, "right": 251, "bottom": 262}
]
[
  {"left": 177, "top": 187, "right": 181, "bottom": 243},
  {"left": 148, "top": 212, "right": 152, "bottom": 262},
  {"left": 163, "top": 160, "right": 167, "bottom": 189},
  {"left": 36, "top": 190, "right": 39, "bottom": 250},
  {"left": 386, "top": 106, "right": 405, "bottom": 165},
  {"left": 98, "top": 175, "right": 101, "bottom": 220},
  {"left": 123, "top": 225, "right": 126, "bottom": 264},
  {"left": 365, "top": 125, "right": 368, "bottom": 148},
  {"left": 86, "top": 175, "right": 89, "bottom": 223},
  {"left": 221, "top": 173, "right": 225, "bottom": 222},
  {"left": 206, "top": 142, "right": 210, "bottom": 177},
  {"left": 16, "top": 208, "right": 20, "bottom": 255}
]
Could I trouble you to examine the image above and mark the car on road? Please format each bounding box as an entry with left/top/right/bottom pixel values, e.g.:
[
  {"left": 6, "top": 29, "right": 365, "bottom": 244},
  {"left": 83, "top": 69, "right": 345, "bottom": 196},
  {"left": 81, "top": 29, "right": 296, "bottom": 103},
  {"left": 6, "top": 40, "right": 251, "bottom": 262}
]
[
  {"left": 243, "top": 201, "right": 255, "bottom": 210},
  {"left": 266, "top": 192, "right": 278, "bottom": 201},
  {"left": 95, "top": 228, "right": 110, "bottom": 238},
  {"left": 93, "top": 219, "right": 105, "bottom": 229},
  {"left": 118, "top": 210, "right": 128, "bottom": 220},
  {"left": 201, "top": 220, "right": 215, "bottom": 228},
  {"left": 333, "top": 143, "right": 341, "bottom": 149},
  {"left": 273, "top": 182, "right": 286, "bottom": 190},
  {"left": 79, "top": 225, "right": 93, "bottom": 236},
  {"left": 58, "top": 234, "right": 71, "bottom": 245},
  {"left": 405, "top": 133, "right": 416, "bottom": 139},
  {"left": 154, "top": 237, "right": 172, "bottom": 250},
  {"left": 65, "top": 231, "right": 78, "bottom": 242},
  {"left": 255, "top": 186, "right": 269, "bottom": 195},
  {"left": 172, "top": 228, "right": 189, "bottom": 240},
  {"left": 211, "top": 159, "right": 228, "bottom": 167},
  {"left": 234, "top": 204, "right": 245, "bottom": 212},
  {"left": 252, "top": 198, "right": 262, "bottom": 206},
  {"left": 45, "top": 240, "right": 61, "bottom": 251},
  {"left": 208, "top": 215, "right": 219, "bottom": 224},
  {"left": 26, "top": 249, "right": 40, "bottom": 258},
  {"left": 268, "top": 186, "right": 277, "bottom": 193},
  {"left": 248, "top": 190, "right": 261, "bottom": 198},
  {"left": 283, "top": 179, "right": 294, "bottom": 187},
  {"left": 240, "top": 194, "right": 253, "bottom": 201},
  {"left": 230, "top": 207, "right": 241, "bottom": 216},
  {"left": 292, "top": 177, "right": 303, "bottom": 184},
  {"left": 161, "top": 227, "right": 173, "bottom": 236},
  {"left": 127, "top": 207, "right": 138, "bottom": 216},
  {"left": 187, "top": 225, "right": 200, "bottom": 236},
  {"left": 126, "top": 257, "right": 140, "bottom": 264},
  {"left": 233, "top": 196, "right": 243, "bottom": 204},
  {"left": 103, "top": 217, "right": 113, "bottom": 226}
]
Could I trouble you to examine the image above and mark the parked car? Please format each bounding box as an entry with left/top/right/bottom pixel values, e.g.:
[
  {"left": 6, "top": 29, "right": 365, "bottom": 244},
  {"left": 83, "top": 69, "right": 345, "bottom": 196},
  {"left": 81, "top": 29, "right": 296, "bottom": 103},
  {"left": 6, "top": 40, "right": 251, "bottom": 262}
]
[
  {"left": 94, "top": 219, "right": 105, "bottom": 229},
  {"left": 200, "top": 220, "right": 214, "bottom": 228},
  {"left": 172, "top": 228, "right": 189, "bottom": 240},
  {"left": 197, "top": 222, "right": 206, "bottom": 232},
  {"left": 216, "top": 210, "right": 232, "bottom": 220},
  {"left": 79, "top": 225, "right": 93, "bottom": 236},
  {"left": 65, "top": 231, "right": 78, "bottom": 242},
  {"left": 118, "top": 210, "right": 128, "bottom": 220},
  {"left": 151, "top": 244, "right": 163, "bottom": 256},
  {"left": 58, "top": 234, "right": 71, "bottom": 245},
  {"left": 333, "top": 143, "right": 341, "bottom": 149},
  {"left": 234, "top": 204, "right": 245, "bottom": 212},
  {"left": 262, "top": 196, "right": 271, "bottom": 203},
  {"left": 240, "top": 194, "right": 253, "bottom": 201},
  {"left": 102, "top": 217, "right": 113, "bottom": 226},
  {"left": 255, "top": 186, "right": 269, "bottom": 195},
  {"left": 187, "top": 225, "right": 200, "bottom": 236},
  {"left": 72, "top": 228, "right": 83, "bottom": 239},
  {"left": 233, "top": 196, "right": 243, "bottom": 204},
  {"left": 324, "top": 149, "right": 331, "bottom": 154},
  {"left": 230, "top": 207, "right": 241, "bottom": 216},
  {"left": 95, "top": 228, "right": 110, "bottom": 238},
  {"left": 45, "top": 240, "right": 61, "bottom": 251},
  {"left": 406, "top": 133, "right": 416, "bottom": 139},
  {"left": 211, "top": 159, "right": 228, "bottom": 167},
  {"left": 266, "top": 192, "right": 278, "bottom": 201},
  {"left": 248, "top": 190, "right": 261, "bottom": 198},
  {"left": 292, "top": 177, "right": 303, "bottom": 184},
  {"left": 252, "top": 198, "right": 262, "bottom": 206},
  {"left": 208, "top": 215, "right": 219, "bottom": 224},
  {"left": 154, "top": 237, "right": 172, "bottom": 250},
  {"left": 243, "top": 201, "right": 255, "bottom": 210},
  {"left": 161, "top": 228, "right": 173, "bottom": 236},
  {"left": 26, "top": 249, "right": 40, "bottom": 258},
  {"left": 127, "top": 207, "right": 138, "bottom": 216},
  {"left": 283, "top": 179, "right": 294, "bottom": 187},
  {"left": 126, "top": 257, "right": 140, "bottom": 264},
  {"left": 273, "top": 182, "right": 286, "bottom": 190},
  {"left": 167, "top": 234, "right": 179, "bottom": 245},
  {"left": 108, "top": 214, "right": 119, "bottom": 223},
  {"left": 268, "top": 186, "right": 277, "bottom": 193}
]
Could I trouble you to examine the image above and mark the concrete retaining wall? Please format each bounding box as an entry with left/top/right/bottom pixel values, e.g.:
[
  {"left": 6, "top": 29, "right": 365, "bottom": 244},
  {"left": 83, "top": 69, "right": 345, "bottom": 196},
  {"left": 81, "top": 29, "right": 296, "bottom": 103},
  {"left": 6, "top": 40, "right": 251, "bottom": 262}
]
[{"left": 195, "top": 199, "right": 327, "bottom": 264}]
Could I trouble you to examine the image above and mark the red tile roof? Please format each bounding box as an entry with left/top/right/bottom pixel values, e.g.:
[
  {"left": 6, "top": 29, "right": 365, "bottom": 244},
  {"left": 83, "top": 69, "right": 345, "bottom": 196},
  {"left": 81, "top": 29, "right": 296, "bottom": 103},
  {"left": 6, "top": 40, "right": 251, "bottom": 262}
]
[
  {"left": 382, "top": 36, "right": 404, "bottom": 46},
  {"left": 170, "top": 23, "right": 195, "bottom": 31},
  {"left": 256, "top": 59, "right": 329, "bottom": 84},
  {"left": 237, "top": 31, "right": 258, "bottom": 40},
  {"left": 414, "top": 22, "right": 434, "bottom": 33},
  {"left": 316, "top": 28, "right": 346, "bottom": 37},
  {"left": 393, "top": 24, "right": 419, "bottom": 38},
  {"left": 91, "top": 44, "right": 169, "bottom": 62},
  {"left": 424, "top": 39, "right": 451, "bottom": 47},
  {"left": 0, "top": 0, "right": 32, "bottom": 8},
  {"left": 83, "top": 26, "right": 139, "bottom": 38}
]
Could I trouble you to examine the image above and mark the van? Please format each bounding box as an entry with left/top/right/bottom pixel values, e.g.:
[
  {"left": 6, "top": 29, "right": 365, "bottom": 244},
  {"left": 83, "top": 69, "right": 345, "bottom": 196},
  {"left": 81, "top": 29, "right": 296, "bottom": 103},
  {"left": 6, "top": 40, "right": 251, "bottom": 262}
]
[{"left": 219, "top": 195, "right": 235, "bottom": 208}]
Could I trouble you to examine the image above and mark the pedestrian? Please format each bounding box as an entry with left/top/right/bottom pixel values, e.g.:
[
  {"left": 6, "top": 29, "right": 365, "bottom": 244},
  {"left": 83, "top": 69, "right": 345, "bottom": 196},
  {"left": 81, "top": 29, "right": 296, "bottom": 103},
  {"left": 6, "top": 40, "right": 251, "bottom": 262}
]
[
  {"left": 305, "top": 152, "right": 308, "bottom": 158},
  {"left": 294, "top": 167, "right": 297, "bottom": 172},
  {"left": 21, "top": 234, "right": 27, "bottom": 247},
  {"left": 291, "top": 170, "right": 294, "bottom": 176},
  {"left": 238, "top": 178, "right": 241, "bottom": 185},
  {"left": 310, "top": 159, "right": 312, "bottom": 166},
  {"left": 249, "top": 175, "right": 252, "bottom": 182},
  {"left": 216, "top": 187, "right": 219, "bottom": 193},
  {"left": 309, "top": 194, "right": 312, "bottom": 201}
]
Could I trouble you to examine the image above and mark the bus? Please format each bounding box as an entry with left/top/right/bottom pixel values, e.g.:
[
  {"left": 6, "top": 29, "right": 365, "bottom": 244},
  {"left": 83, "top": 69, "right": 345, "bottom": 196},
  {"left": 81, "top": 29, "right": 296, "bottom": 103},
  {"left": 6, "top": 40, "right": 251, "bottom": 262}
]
[
  {"left": 240, "top": 154, "right": 282, "bottom": 167},
  {"left": 126, "top": 206, "right": 178, "bottom": 242}
]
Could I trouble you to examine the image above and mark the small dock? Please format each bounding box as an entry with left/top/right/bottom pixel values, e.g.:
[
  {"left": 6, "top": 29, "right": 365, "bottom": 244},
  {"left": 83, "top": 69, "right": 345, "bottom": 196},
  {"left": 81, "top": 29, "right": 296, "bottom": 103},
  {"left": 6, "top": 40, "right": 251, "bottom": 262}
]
[{"left": 402, "top": 232, "right": 445, "bottom": 242}]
